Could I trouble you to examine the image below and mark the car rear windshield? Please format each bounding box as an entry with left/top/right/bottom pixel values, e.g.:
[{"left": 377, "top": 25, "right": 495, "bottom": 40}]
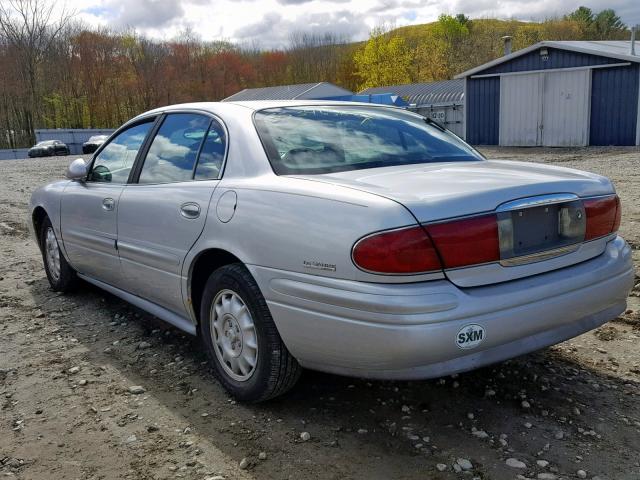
[{"left": 253, "top": 105, "right": 483, "bottom": 175}]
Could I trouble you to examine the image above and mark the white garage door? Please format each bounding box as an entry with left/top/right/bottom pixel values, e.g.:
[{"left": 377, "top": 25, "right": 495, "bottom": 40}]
[
  {"left": 499, "top": 70, "right": 590, "bottom": 147},
  {"left": 499, "top": 73, "right": 542, "bottom": 147},
  {"left": 542, "top": 70, "right": 590, "bottom": 146}
]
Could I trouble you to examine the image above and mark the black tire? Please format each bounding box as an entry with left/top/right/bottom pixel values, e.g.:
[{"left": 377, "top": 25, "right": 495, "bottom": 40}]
[
  {"left": 39, "top": 217, "right": 78, "bottom": 292},
  {"left": 200, "top": 263, "right": 301, "bottom": 402}
]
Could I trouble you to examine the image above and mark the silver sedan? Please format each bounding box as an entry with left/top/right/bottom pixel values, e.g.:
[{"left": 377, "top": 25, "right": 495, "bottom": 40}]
[{"left": 29, "top": 101, "right": 634, "bottom": 402}]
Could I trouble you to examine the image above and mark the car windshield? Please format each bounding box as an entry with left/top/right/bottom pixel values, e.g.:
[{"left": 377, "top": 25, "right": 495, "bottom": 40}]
[{"left": 254, "top": 105, "right": 483, "bottom": 175}]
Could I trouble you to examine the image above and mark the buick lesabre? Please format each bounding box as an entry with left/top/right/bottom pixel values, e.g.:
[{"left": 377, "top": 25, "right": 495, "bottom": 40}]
[{"left": 29, "top": 101, "right": 634, "bottom": 401}]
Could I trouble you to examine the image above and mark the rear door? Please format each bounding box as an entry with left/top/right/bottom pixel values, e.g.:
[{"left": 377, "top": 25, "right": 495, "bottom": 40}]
[
  {"left": 117, "top": 112, "right": 227, "bottom": 314},
  {"left": 61, "top": 119, "right": 155, "bottom": 286}
]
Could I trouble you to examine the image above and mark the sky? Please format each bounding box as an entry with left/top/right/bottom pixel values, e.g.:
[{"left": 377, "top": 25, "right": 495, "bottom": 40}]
[{"left": 57, "top": 0, "right": 640, "bottom": 49}]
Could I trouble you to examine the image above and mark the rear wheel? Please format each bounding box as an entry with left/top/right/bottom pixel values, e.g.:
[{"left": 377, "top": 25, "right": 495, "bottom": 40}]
[
  {"left": 200, "top": 264, "right": 301, "bottom": 402},
  {"left": 40, "top": 217, "right": 78, "bottom": 292}
]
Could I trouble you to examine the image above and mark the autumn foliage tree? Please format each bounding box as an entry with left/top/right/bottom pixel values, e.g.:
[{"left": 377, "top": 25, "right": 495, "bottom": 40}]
[
  {"left": 353, "top": 26, "right": 412, "bottom": 90},
  {"left": 0, "top": 0, "right": 632, "bottom": 148}
]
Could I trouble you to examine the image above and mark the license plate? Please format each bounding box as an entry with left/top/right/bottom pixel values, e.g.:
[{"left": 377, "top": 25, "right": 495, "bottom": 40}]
[{"left": 497, "top": 200, "right": 585, "bottom": 261}]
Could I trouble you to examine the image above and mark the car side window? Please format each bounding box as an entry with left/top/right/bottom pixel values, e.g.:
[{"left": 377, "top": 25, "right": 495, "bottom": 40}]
[
  {"left": 89, "top": 121, "right": 154, "bottom": 183},
  {"left": 194, "top": 120, "right": 226, "bottom": 180},
  {"left": 138, "top": 113, "right": 211, "bottom": 184}
]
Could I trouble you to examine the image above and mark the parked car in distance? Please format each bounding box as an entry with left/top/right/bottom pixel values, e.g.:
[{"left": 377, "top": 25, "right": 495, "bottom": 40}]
[
  {"left": 28, "top": 140, "right": 70, "bottom": 157},
  {"left": 29, "top": 101, "right": 634, "bottom": 402},
  {"left": 82, "top": 135, "right": 109, "bottom": 154}
]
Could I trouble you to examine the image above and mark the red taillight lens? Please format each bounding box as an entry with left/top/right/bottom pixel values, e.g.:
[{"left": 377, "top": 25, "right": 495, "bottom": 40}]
[
  {"left": 584, "top": 195, "right": 620, "bottom": 240},
  {"left": 612, "top": 196, "right": 622, "bottom": 233},
  {"left": 352, "top": 226, "right": 442, "bottom": 274},
  {"left": 426, "top": 214, "right": 500, "bottom": 268}
]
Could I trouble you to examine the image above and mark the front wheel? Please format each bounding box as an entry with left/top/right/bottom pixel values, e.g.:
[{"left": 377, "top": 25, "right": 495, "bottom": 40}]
[
  {"left": 40, "top": 217, "right": 78, "bottom": 292},
  {"left": 200, "top": 264, "right": 301, "bottom": 402}
]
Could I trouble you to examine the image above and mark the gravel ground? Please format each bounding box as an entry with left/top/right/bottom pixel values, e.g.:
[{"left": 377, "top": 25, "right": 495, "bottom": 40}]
[{"left": 1, "top": 148, "right": 639, "bottom": 480}]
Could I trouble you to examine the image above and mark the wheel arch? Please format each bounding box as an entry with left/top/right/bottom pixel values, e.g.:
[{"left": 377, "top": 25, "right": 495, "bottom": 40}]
[
  {"left": 32, "top": 206, "right": 49, "bottom": 249},
  {"left": 187, "top": 248, "right": 245, "bottom": 325}
]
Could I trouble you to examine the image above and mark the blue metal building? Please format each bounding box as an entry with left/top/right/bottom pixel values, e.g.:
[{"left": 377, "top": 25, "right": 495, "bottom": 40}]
[
  {"left": 359, "top": 80, "right": 465, "bottom": 137},
  {"left": 456, "top": 40, "right": 640, "bottom": 146}
]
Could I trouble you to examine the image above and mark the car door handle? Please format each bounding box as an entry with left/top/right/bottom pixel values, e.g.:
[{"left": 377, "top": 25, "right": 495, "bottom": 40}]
[
  {"left": 180, "top": 202, "right": 200, "bottom": 219},
  {"left": 102, "top": 198, "right": 115, "bottom": 211}
]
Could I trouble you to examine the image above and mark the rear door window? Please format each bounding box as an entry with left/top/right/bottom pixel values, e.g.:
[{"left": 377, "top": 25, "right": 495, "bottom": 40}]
[{"left": 194, "top": 120, "right": 226, "bottom": 180}]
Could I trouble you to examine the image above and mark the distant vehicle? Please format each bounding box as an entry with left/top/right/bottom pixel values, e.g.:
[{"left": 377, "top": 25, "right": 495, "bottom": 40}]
[
  {"left": 28, "top": 140, "right": 70, "bottom": 157},
  {"left": 82, "top": 135, "right": 109, "bottom": 154},
  {"left": 29, "top": 101, "right": 634, "bottom": 402}
]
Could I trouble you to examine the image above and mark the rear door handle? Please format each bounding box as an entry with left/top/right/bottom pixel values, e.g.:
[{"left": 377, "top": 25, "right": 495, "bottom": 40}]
[
  {"left": 180, "top": 202, "right": 201, "bottom": 219},
  {"left": 102, "top": 198, "right": 115, "bottom": 211}
]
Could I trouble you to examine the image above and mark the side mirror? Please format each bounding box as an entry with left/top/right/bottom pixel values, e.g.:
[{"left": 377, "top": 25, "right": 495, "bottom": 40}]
[{"left": 66, "top": 158, "right": 88, "bottom": 181}]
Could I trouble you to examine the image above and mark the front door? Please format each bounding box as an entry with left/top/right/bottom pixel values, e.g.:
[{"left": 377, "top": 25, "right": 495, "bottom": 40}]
[
  {"left": 117, "top": 112, "right": 227, "bottom": 314},
  {"left": 61, "top": 120, "right": 156, "bottom": 286}
]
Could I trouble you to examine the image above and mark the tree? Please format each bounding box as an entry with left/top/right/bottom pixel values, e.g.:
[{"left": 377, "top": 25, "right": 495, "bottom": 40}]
[
  {"left": 566, "top": 6, "right": 594, "bottom": 25},
  {"left": 593, "top": 9, "right": 625, "bottom": 39},
  {"left": 0, "top": 0, "right": 72, "bottom": 142},
  {"left": 565, "top": 6, "right": 626, "bottom": 39},
  {"left": 414, "top": 14, "right": 470, "bottom": 81},
  {"left": 353, "top": 26, "right": 412, "bottom": 89}
]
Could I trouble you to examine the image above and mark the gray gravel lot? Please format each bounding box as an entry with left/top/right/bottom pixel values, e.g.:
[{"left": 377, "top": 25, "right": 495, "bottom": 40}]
[{"left": 0, "top": 148, "right": 639, "bottom": 480}]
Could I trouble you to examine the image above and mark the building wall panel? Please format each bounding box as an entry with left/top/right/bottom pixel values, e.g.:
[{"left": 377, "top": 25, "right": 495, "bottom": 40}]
[
  {"left": 466, "top": 77, "right": 499, "bottom": 145},
  {"left": 589, "top": 64, "right": 639, "bottom": 146}
]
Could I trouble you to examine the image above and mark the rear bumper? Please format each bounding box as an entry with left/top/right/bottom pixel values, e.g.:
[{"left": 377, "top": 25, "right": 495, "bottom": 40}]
[{"left": 249, "top": 236, "right": 634, "bottom": 380}]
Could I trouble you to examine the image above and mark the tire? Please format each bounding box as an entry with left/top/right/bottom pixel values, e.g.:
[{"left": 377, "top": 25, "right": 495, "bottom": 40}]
[
  {"left": 39, "top": 217, "right": 78, "bottom": 292},
  {"left": 200, "top": 263, "right": 301, "bottom": 402}
]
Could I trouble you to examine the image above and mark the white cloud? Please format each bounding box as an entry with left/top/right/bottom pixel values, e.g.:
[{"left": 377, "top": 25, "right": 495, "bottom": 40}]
[{"left": 58, "top": 0, "right": 639, "bottom": 48}]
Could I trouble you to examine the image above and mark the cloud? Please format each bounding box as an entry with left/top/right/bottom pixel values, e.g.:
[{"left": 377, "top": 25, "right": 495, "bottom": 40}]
[
  {"left": 104, "top": 0, "right": 184, "bottom": 29},
  {"left": 449, "top": 0, "right": 639, "bottom": 25},
  {"left": 64, "top": 0, "right": 640, "bottom": 49},
  {"left": 234, "top": 9, "right": 371, "bottom": 48},
  {"left": 276, "top": 0, "right": 351, "bottom": 4}
]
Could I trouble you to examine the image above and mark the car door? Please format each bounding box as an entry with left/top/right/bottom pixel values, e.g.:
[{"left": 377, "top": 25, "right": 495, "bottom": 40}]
[
  {"left": 117, "top": 112, "right": 227, "bottom": 314},
  {"left": 60, "top": 118, "right": 156, "bottom": 286}
]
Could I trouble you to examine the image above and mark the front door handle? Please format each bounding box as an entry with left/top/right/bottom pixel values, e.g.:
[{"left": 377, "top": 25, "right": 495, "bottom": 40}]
[
  {"left": 180, "top": 202, "right": 201, "bottom": 219},
  {"left": 102, "top": 197, "right": 115, "bottom": 211}
]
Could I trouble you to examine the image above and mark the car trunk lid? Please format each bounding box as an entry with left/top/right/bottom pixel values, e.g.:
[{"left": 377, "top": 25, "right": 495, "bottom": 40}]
[{"left": 295, "top": 160, "right": 617, "bottom": 287}]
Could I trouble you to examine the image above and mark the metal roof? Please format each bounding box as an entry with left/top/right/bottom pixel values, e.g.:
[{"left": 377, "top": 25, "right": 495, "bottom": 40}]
[
  {"left": 222, "top": 82, "right": 352, "bottom": 101},
  {"left": 456, "top": 40, "right": 640, "bottom": 78},
  {"left": 359, "top": 79, "right": 464, "bottom": 106}
]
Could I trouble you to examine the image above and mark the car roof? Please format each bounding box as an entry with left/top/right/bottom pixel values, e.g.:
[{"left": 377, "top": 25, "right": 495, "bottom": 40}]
[
  {"left": 124, "top": 100, "right": 416, "bottom": 131},
  {"left": 136, "top": 99, "right": 399, "bottom": 116}
]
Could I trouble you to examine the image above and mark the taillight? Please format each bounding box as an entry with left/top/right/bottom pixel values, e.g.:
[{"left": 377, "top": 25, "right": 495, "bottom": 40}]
[
  {"left": 352, "top": 226, "right": 442, "bottom": 274},
  {"left": 426, "top": 215, "right": 500, "bottom": 268},
  {"left": 584, "top": 195, "right": 620, "bottom": 240}
]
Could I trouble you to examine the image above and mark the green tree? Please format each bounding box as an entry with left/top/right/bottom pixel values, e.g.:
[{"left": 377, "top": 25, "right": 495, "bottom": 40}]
[
  {"left": 353, "top": 26, "right": 412, "bottom": 89},
  {"left": 414, "top": 14, "right": 470, "bottom": 81},
  {"left": 593, "top": 9, "right": 625, "bottom": 39},
  {"left": 566, "top": 6, "right": 594, "bottom": 25}
]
